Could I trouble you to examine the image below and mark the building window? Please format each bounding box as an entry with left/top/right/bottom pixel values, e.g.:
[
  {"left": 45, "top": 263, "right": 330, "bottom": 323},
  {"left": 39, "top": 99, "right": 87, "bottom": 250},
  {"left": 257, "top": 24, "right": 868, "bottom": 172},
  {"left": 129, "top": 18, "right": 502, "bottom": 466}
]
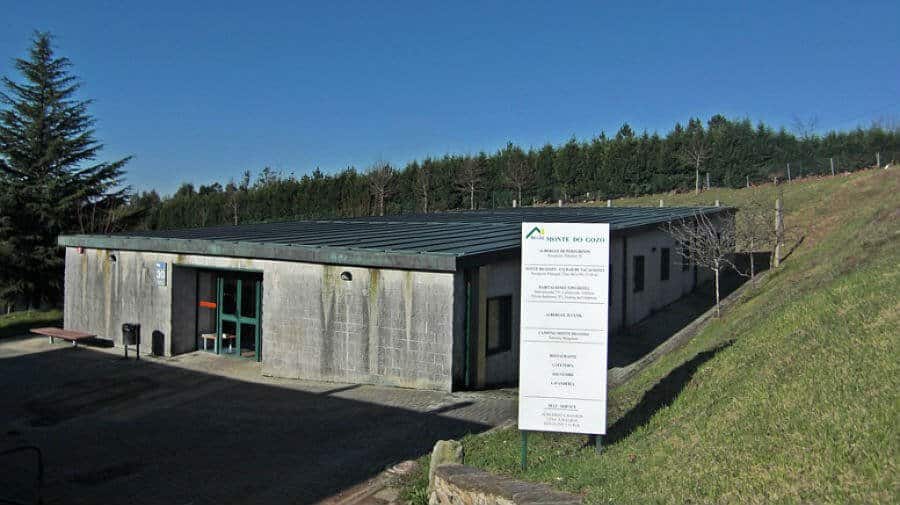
[
  {"left": 633, "top": 256, "right": 645, "bottom": 293},
  {"left": 486, "top": 296, "right": 512, "bottom": 355},
  {"left": 660, "top": 248, "right": 670, "bottom": 281}
]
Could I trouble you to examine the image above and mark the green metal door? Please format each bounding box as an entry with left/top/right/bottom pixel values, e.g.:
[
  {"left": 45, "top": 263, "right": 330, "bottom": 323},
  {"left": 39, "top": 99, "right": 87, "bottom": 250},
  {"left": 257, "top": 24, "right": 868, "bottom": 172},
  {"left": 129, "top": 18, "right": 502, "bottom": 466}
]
[{"left": 215, "top": 273, "right": 262, "bottom": 361}]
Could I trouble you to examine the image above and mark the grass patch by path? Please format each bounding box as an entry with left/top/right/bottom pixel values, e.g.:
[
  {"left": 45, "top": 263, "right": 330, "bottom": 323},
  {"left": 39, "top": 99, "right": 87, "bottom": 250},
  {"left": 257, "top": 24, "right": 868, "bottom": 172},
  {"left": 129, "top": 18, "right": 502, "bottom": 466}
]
[
  {"left": 402, "top": 169, "right": 900, "bottom": 504},
  {"left": 0, "top": 309, "right": 63, "bottom": 339}
]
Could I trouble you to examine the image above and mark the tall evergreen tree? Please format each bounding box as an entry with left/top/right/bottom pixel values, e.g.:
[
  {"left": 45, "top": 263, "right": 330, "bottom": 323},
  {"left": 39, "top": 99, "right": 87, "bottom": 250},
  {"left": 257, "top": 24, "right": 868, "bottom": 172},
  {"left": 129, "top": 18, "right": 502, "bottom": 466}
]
[{"left": 0, "top": 32, "right": 130, "bottom": 307}]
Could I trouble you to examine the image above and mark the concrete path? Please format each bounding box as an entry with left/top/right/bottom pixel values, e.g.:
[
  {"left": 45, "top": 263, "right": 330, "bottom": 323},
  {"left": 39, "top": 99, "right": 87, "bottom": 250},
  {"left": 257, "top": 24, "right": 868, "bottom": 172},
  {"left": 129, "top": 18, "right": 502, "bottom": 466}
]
[{"left": 0, "top": 336, "right": 515, "bottom": 505}]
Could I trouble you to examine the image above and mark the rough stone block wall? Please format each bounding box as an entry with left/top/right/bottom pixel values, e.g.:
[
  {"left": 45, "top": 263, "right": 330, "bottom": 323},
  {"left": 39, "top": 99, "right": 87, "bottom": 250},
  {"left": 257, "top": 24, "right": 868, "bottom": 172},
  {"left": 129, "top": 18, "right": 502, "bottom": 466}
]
[{"left": 430, "top": 464, "right": 581, "bottom": 505}]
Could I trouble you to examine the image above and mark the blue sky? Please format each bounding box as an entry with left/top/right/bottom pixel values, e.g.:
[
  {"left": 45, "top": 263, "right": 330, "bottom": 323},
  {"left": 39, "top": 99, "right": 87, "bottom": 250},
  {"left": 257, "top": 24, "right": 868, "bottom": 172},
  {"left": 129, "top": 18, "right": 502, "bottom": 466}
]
[{"left": 2, "top": 1, "right": 898, "bottom": 195}]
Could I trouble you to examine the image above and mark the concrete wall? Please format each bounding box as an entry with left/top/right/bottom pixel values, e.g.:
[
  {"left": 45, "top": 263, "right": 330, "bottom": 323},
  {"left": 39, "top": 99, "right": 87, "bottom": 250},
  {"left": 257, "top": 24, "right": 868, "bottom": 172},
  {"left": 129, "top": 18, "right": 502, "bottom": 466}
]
[
  {"left": 478, "top": 259, "right": 521, "bottom": 387},
  {"left": 64, "top": 248, "right": 456, "bottom": 391},
  {"left": 456, "top": 226, "right": 717, "bottom": 386},
  {"left": 618, "top": 228, "right": 704, "bottom": 327}
]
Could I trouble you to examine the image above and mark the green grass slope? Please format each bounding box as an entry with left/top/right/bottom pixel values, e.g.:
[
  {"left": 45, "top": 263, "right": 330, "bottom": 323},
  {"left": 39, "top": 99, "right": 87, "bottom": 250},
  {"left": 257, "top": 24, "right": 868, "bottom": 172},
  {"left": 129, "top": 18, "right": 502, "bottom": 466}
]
[
  {"left": 0, "top": 309, "right": 62, "bottom": 339},
  {"left": 406, "top": 169, "right": 900, "bottom": 504}
]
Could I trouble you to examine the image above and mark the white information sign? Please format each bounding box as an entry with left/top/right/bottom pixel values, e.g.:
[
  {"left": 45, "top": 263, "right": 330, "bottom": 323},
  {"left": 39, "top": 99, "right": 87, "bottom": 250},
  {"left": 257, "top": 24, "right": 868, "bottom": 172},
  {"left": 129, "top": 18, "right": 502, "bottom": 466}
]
[
  {"left": 518, "top": 222, "right": 610, "bottom": 435},
  {"left": 155, "top": 261, "right": 167, "bottom": 287}
]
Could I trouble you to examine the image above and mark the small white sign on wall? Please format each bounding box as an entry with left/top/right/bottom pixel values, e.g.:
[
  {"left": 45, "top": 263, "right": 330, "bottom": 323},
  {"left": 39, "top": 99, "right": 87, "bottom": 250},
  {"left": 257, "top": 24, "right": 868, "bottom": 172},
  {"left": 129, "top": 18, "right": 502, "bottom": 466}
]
[
  {"left": 155, "top": 261, "right": 167, "bottom": 287},
  {"left": 518, "top": 222, "right": 610, "bottom": 435}
]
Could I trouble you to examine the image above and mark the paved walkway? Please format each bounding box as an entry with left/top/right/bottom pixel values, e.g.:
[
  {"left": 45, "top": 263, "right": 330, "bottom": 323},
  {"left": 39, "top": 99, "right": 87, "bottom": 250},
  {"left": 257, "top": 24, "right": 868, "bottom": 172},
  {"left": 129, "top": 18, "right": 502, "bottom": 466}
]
[{"left": 0, "top": 336, "right": 515, "bottom": 505}]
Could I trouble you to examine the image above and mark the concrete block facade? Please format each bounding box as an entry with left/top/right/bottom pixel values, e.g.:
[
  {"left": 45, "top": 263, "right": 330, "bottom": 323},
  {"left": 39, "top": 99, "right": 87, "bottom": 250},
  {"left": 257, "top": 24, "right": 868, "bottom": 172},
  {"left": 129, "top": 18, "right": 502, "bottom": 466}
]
[
  {"left": 62, "top": 221, "right": 717, "bottom": 391},
  {"left": 64, "top": 248, "right": 455, "bottom": 391}
]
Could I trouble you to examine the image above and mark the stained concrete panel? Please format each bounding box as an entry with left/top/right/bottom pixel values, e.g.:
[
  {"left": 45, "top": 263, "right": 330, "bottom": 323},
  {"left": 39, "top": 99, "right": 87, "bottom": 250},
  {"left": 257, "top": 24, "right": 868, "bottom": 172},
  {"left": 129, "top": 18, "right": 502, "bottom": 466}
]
[{"left": 64, "top": 249, "right": 455, "bottom": 391}]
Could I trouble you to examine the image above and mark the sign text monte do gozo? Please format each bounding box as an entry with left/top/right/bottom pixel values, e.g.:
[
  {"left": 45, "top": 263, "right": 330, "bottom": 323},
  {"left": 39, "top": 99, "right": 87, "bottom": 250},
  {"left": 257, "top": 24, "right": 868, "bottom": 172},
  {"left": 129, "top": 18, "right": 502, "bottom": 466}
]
[{"left": 518, "top": 222, "right": 610, "bottom": 435}]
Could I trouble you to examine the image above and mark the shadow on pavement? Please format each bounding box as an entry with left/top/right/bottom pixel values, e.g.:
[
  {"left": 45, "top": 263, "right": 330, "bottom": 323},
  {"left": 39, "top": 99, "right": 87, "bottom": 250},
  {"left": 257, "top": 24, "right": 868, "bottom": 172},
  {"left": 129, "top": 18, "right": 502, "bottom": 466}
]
[{"left": 0, "top": 342, "right": 493, "bottom": 505}]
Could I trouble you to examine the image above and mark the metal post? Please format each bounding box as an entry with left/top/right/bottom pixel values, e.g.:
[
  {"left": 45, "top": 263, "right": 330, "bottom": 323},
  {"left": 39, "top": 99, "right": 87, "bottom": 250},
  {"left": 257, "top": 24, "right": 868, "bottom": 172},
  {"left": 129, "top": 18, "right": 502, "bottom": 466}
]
[
  {"left": 594, "top": 434, "right": 603, "bottom": 453},
  {"left": 830, "top": 157, "right": 835, "bottom": 176},
  {"left": 774, "top": 197, "right": 784, "bottom": 268},
  {"left": 520, "top": 431, "right": 528, "bottom": 471}
]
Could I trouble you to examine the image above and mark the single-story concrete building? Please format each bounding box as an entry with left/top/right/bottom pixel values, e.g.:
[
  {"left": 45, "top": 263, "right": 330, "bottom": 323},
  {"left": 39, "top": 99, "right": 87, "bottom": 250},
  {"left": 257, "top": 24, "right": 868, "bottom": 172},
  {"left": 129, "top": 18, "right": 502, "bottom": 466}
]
[{"left": 58, "top": 207, "right": 730, "bottom": 391}]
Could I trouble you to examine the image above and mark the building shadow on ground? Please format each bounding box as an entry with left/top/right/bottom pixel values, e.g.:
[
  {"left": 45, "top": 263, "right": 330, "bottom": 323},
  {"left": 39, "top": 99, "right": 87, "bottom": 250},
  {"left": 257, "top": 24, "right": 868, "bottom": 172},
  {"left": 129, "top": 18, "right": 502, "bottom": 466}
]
[
  {"left": 605, "top": 339, "right": 735, "bottom": 445},
  {"left": 0, "top": 341, "right": 496, "bottom": 505}
]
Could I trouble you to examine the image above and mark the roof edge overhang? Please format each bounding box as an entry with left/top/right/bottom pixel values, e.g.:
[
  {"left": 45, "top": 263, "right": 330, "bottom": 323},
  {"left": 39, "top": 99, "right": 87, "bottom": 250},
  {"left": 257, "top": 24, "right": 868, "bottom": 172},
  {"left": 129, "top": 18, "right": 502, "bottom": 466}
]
[{"left": 58, "top": 235, "right": 460, "bottom": 272}]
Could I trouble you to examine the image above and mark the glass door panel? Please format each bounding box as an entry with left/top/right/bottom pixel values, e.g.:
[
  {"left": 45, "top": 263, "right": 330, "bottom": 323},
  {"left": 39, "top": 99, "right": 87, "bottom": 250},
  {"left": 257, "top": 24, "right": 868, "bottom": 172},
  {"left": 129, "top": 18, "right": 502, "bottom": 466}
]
[
  {"left": 240, "top": 323, "right": 257, "bottom": 359},
  {"left": 240, "top": 280, "right": 257, "bottom": 319},
  {"left": 220, "top": 320, "right": 238, "bottom": 355}
]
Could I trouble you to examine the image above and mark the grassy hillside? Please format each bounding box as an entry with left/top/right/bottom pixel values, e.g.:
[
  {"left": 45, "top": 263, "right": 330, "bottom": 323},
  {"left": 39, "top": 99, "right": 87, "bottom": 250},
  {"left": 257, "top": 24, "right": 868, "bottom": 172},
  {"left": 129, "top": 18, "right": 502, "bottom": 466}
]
[
  {"left": 0, "top": 309, "right": 62, "bottom": 339},
  {"left": 405, "top": 169, "right": 899, "bottom": 504}
]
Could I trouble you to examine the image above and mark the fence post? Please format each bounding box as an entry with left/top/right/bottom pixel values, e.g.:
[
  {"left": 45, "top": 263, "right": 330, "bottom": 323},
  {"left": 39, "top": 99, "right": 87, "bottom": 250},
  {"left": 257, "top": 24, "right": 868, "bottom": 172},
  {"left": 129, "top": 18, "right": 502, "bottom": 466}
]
[
  {"left": 774, "top": 197, "right": 784, "bottom": 268},
  {"left": 830, "top": 157, "right": 835, "bottom": 176}
]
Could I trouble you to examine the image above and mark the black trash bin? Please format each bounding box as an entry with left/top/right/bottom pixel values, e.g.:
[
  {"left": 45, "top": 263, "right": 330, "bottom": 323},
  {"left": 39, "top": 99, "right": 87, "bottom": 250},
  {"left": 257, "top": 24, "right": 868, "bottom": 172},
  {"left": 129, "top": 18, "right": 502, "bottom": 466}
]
[
  {"left": 122, "top": 323, "right": 141, "bottom": 360},
  {"left": 152, "top": 330, "right": 164, "bottom": 357}
]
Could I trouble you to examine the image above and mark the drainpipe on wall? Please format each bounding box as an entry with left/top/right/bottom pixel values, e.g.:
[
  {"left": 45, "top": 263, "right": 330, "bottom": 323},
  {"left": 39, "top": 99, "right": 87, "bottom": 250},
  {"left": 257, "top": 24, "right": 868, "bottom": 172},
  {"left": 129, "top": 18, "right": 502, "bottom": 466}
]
[
  {"left": 621, "top": 236, "right": 628, "bottom": 330},
  {"left": 463, "top": 269, "right": 473, "bottom": 389}
]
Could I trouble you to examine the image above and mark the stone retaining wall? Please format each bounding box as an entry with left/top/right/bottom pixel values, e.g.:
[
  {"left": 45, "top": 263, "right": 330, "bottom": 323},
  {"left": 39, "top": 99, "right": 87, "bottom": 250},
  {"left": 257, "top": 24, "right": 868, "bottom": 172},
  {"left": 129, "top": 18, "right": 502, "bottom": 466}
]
[{"left": 430, "top": 464, "right": 581, "bottom": 505}]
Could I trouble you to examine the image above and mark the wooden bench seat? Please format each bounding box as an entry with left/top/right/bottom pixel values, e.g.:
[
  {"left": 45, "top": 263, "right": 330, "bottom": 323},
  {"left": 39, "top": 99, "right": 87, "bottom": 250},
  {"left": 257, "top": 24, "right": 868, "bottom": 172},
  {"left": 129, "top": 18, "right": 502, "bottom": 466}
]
[{"left": 31, "top": 327, "right": 96, "bottom": 347}]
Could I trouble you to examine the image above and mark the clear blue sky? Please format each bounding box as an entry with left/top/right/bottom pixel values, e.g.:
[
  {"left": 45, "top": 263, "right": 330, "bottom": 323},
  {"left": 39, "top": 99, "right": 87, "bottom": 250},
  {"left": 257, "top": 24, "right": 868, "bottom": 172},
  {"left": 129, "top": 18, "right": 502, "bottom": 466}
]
[{"left": 3, "top": 0, "right": 899, "bottom": 195}]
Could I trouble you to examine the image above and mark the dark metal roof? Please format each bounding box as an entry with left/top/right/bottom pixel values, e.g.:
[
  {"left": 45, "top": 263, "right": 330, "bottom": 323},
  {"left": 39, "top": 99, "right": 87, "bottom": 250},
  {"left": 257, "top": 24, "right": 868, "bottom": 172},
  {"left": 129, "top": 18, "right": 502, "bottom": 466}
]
[{"left": 58, "top": 206, "right": 730, "bottom": 272}]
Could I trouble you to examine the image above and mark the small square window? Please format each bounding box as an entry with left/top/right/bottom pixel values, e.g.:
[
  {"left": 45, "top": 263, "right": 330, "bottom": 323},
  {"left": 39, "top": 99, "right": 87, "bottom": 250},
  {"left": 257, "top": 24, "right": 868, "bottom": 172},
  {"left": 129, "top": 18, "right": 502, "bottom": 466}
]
[
  {"left": 486, "top": 296, "right": 512, "bottom": 355},
  {"left": 633, "top": 256, "right": 645, "bottom": 293},
  {"left": 660, "top": 248, "right": 670, "bottom": 281}
]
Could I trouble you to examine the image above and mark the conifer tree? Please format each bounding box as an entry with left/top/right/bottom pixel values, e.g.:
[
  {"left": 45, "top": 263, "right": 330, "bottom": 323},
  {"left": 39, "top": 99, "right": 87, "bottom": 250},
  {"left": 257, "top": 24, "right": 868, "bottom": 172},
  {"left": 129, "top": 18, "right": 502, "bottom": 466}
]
[{"left": 0, "top": 32, "right": 130, "bottom": 307}]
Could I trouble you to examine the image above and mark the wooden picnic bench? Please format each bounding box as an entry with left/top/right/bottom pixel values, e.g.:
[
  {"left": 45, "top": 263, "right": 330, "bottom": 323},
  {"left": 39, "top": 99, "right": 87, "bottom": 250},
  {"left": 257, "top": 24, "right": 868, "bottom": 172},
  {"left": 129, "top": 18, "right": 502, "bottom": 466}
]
[{"left": 31, "top": 327, "right": 96, "bottom": 347}]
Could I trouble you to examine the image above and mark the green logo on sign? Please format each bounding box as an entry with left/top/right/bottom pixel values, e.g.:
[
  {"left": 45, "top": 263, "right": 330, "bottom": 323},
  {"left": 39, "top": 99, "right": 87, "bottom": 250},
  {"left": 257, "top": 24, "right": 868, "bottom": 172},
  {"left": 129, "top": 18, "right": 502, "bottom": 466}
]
[{"left": 526, "top": 226, "right": 545, "bottom": 239}]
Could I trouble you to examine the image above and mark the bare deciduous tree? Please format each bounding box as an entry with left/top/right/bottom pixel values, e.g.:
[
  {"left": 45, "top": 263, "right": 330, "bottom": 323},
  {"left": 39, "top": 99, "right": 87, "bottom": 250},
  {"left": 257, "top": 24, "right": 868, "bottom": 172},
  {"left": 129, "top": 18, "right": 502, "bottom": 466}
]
[
  {"left": 415, "top": 163, "right": 432, "bottom": 213},
  {"left": 677, "top": 135, "right": 711, "bottom": 194},
  {"left": 367, "top": 161, "right": 396, "bottom": 216},
  {"left": 504, "top": 156, "right": 533, "bottom": 205},
  {"left": 76, "top": 199, "right": 144, "bottom": 234},
  {"left": 735, "top": 190, "right": 777, "bottom": 280},
  {"left": 455, "top": 157, "right": 483, "bottom": 210},
  {"left": 665, "top": 210, "right": 738, "bottom": 317},
  {"left": 224, "top": 182, "right": 241, "bottom": 225},
  {"left": 792, "top": 115, "right": 819, "bottom": 141}
]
